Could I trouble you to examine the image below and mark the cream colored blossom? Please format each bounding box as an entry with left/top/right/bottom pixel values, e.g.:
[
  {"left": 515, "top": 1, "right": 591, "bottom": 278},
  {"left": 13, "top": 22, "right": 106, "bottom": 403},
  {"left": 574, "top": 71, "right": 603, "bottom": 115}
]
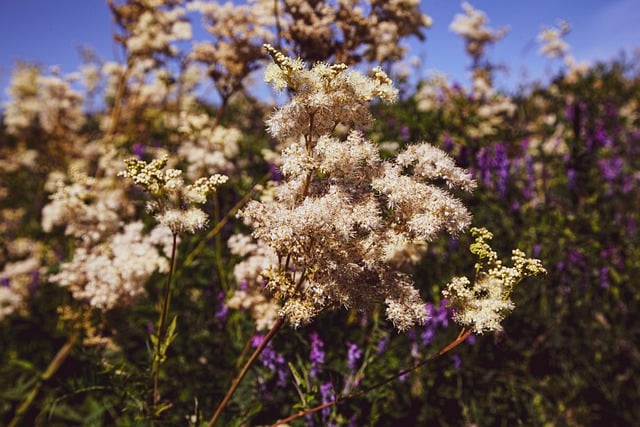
[
  {"left": 119, "top": 154, "right": 227, "bottom": 234},
  {"left": 443, "top": 228, "right": 546, "bottom": 334},
  {"left": 227, "top": 233, "right": 280, "bottom": 331},
  {"left": 50, "top": 222, "right": 169, "bottom": 310},
  {"left": 41, "top": 172, "right": 132, "bottom": 245},
  {"left": 239, "top": 49, "right": 475, "bottom": 331},
  {"left": 449, "top": 2, "right": 508, "bottom": 62}
]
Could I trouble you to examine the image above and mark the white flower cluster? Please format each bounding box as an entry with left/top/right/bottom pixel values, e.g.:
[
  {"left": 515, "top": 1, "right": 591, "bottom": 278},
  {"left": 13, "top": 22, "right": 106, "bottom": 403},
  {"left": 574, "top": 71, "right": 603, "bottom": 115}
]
[
  {"left": 188, "top": 0, "right": 274, "bottom": 98},
  {"left": 110, "top": 0, "right": 192, "bottom": 58},
  {"left": 41, "top": 173, "right": 133, "bottom": 245},
  {"left": 443, "top": 228, "right": 546, "bottom": 334},
  {"left": 263, "top": 44, "right": 397, "bottom": 143},
  {"left": 176, "top": 111, "right": 242, "bottom": 179},
  {"left": 50, "top": 222, "right": 170, "bottom": 310},
  {"left": 449, "top": 2, "right": 508, "bottom": 62},
  {"left": 119, "top": 154, "right": 228, "bottom": 234},
  {"left": 537, "top": 20, "right": 570, "bottom": 59},
  {"left": 277, "top": 0, "right": 432, "bottom": 64},
  {"left": 536, "top": 20, "right": 589, "bottom": 83},
  {"left": 239, "top": 48, "right": 476, "bottom": 331},
  {"left": 0, "top": 239, "right": 51, "bottom": 321},
  {"left": 227, "top": 233, "right": 280, "bottom": 331},
  {"left": 3, "top": 64, "right": 85, "bottom": 137},
  {"left": 415, "top": 70, "right": 516, "bottom": 139}
]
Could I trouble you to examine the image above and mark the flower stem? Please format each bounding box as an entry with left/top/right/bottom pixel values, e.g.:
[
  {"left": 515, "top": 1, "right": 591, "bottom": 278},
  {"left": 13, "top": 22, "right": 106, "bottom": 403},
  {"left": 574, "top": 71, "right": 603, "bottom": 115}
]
[
  {"left": 207, "top": 316, "right": 285, "bottom": 427},
  {"left": 8, "top": 334, "right": 78, "bottom": 427},
  {"left": 270, "top": 328, "right": 472, "bottom": 426},
  {"left": 152, "top": 232, "right": 178, "bottom": 410}
]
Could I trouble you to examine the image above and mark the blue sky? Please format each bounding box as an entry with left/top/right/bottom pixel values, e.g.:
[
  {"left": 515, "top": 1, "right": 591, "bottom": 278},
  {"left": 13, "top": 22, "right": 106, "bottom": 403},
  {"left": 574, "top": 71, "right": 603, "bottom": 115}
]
[{"left": 1, "top": 0, "right": 639, "bottom": 103}]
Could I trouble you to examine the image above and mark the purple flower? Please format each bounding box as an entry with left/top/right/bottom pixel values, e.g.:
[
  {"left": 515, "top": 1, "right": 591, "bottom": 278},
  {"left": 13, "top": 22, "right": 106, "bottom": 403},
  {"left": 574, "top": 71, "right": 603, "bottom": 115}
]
[
  {"left": 399, "top": 126, "right": 410, "bottom": 142},
  {"left": 376, "top": 337, "right": 388, "bottom": 355},
  {"left": 492, "top": 143, "right": 510, "bottom": 198},
  {"left": 309, "top": 332, "right": 325, "bottom": 378},
  {"left": 214, "top": 291, "right": 228, "bottom": 324},
  {"left": 598, "top": 156, "right": 623, "bottom": 182},
  {"left": 599, "top": 266, "right": 610, "bottom": 289},
  {"left": 251, "top": 334, "right": 289, "bottom": 387},
  {"left": 451, "top": 354, "right": 462, "bottom": 370},
  {"left": 346, "top": 342, "right": 362, "bottom": 370},
  {"left": 268, "top": 163, "right": 283, "bottom": 183},
  {"left": 421, "top": 300, "right": 449, "bottom": 346},
  {"left": 320, "top": 381, "right": 335, "bottom": 421},
  {"left": 132, "top": 143, "right": 146, "bottom": 158}
]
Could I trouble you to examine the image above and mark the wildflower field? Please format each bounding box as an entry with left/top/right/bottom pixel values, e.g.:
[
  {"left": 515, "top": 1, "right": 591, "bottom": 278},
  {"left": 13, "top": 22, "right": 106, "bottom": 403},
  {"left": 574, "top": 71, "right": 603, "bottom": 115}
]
[{"left": 1, "top": 1, "right": 638, "bottom": 426}]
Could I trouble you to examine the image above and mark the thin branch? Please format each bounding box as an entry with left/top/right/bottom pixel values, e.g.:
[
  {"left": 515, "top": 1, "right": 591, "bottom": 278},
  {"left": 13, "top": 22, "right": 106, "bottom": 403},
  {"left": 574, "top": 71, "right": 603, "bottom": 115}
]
[
  {"left": 8, "top": 334, "right": 79, "bottom": 427},
  {"left": 152, "top": 232, "right": 179, "bottom": 409},
  {"left": 270, "top": 328, "right": 472, "bottom": 426},
  {"left": 207, "top": 317, "right": 285, "bottom": 427},
  {"left": 182, "top": 172, "right": 270, "bottom": 268}
]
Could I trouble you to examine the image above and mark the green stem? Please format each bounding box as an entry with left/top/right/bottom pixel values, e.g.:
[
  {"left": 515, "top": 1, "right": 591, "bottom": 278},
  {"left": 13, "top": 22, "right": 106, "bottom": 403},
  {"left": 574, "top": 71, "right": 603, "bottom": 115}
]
[
  {"left": 183, "top": 173, "right": 270, "bottom": 268},
  {"left": 207, "top": 317, "right": 285, "bottom": 427},
  {"left": 8, "top": 334, "right": 78, "bottom": 427},
  {"left": 152, "top": 232, "right": 178, "bottom": 410}
]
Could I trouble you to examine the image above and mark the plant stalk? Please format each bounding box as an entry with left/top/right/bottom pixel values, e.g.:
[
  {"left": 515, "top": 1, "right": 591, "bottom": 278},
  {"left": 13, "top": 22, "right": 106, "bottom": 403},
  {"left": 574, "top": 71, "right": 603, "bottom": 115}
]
[
  {"left": 270, "top": 328, "right": 472, "bottom": 426},
  {"left": 208, "top": 316, "right": 285, "bottom": 427},
  {"left": 152, "top": 232, "right": 179, "bottom": 410},
  {"left": 8, "top": 334, "right": 78, "bottom": 427}
]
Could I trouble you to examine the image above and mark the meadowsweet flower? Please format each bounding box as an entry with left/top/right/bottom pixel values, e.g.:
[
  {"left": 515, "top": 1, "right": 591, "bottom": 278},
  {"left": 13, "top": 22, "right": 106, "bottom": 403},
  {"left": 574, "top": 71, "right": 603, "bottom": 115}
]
[
  {"left": 176, "top": 112, "right": 242, "bottom": 178},
  {"left": 537, "top": 20, "right": 571, "bottom": 59},
  {"left": 227, "top": 234, "right": 280, "bottom": 331},
  {"left": 3, "top": 64, "right": 85, "bottom": 137},
  {"left": 443, "top": 228, "right": 546, "bottom": 334},
  {"left": 119, "top": 154, "right": 227, "bottom": 234},
  {"left": 188, "top": 0, "right": 274, "bottom": 98},
  {"left": 42, "top": 172, "right": 132, "bottom": 245},
  {"left": 276, "top": 0, "right": 431, "bottom": 64},
  {"left": 50, "top": 222, "right": 169, "bottom": 310},
  {"left": 0, "top": 240, "right": 51, "bottom": 321},
  {"left": 449, "top": 2, "right": 508, "bottom": 62},
  {"left": 239, "top": 48, "right": 476, "bottom": 331},
  {"left": 110, "top": 0, "right": 192, "bottom": 58}
]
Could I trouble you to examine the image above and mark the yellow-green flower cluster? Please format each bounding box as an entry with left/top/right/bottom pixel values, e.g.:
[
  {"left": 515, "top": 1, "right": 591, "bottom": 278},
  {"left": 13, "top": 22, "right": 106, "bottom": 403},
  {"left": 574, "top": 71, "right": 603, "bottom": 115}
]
[
  {"left": 443, "top": 227, "right": 546, "bottom": 334},
  {"left": 119, "top": 154, "right": 227, "bottom": 234}
]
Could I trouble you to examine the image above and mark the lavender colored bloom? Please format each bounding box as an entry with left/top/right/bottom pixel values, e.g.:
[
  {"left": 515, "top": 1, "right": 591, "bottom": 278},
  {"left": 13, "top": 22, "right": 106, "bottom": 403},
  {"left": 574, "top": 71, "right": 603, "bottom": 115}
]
[
  {"left": 523, "top": 153, "right": 536, "bottom": 200},
  {"left": 466, "top": 334, "right": 476, "bottom": 346},
  {"left": 400, "top": 126, "right": 410, "bottom": 142},
  {"left": 443, "top": 134, "right": 454, "bottom": 152},
  {"left": 475, "top": 146, "right": 493, "bottom": 186},
  {"left": 532, "top": 244, "right": 542, "bottom": 258},
  {"left": 451, "top": 354, "right": 462, "bottom": 370},
  {"left": 599, "top": 266, "right": 610, "bottom": 289},
  {"left": 421, "top": 300, "right": 449, "bottom": 346},
  {"left": 309, "top": 331, "right": 325, "bottom": 378},
  {"left": 346, "top": 342, "right": 362, "bottom": 370},
  {"left": 320, "top": 381, "right": 335, "bottom": 421},
  {"left": 268, "top": 162, "right": 283, "bottom": 183},
  {"left": 1, "top": 276, "right": 10, "bottom": 287},
  {"left": 376, "top": 337, "right": 389, "bottom": 355},
  {"left": 598, "top": 156, "right": 623, "bottom": 182},
  {"left": 132, "top": 143, "right": 146, "bottom": 158},
  {"left": 492, "top": 142, "right": 510, "bottom": 199},
  {"left": 214, "top": 291, "right": 228, "bottom": 324},
  {"left": 592, "top": 123, "right": 612, "bottom": 148},
  {"left": 251, "top": 334, "right": 289, "bottom": 387}
]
